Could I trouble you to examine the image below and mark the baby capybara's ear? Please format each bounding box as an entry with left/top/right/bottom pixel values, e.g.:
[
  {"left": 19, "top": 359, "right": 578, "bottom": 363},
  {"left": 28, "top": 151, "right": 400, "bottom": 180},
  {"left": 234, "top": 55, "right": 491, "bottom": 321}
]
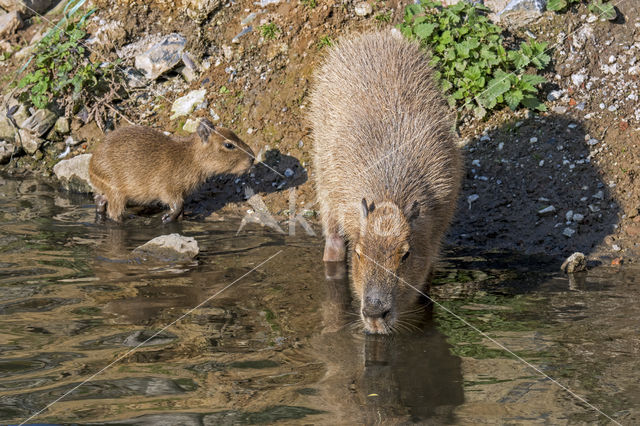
[{"left": 197, "top": 119, "right": 215, "bottom": 144}]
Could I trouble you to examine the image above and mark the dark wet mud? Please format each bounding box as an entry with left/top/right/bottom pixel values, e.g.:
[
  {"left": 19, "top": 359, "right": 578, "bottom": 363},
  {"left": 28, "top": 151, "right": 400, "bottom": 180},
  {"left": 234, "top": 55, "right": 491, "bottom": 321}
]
[{"left": 0, "top": 173, "right": 638, "bottom": 425}]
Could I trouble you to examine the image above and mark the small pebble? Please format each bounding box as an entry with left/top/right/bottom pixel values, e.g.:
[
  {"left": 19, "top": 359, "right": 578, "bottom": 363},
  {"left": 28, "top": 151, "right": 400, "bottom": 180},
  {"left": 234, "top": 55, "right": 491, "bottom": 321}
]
[
  {"left": 284, "top": 168, "right": 294, "bottom": 178},
  {"left": 530, "top": 137, "right": 538, "bottom": 143},
  {"left": 563, "top": 227, "right": 576, "bottom": 238}
]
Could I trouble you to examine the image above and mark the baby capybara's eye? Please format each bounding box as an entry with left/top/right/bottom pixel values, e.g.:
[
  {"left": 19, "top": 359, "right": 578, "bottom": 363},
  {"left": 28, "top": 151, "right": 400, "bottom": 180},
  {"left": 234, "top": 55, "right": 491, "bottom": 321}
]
[{"left": 224, "top": 142, "right": 235, "bottom": 150}]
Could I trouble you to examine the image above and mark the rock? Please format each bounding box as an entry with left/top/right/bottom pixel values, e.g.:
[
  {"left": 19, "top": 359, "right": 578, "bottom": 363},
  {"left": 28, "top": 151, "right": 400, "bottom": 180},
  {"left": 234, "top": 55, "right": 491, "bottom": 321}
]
[
  {"left": 565, "top": 210, "right": 574, "bottom": 221},
  {"left": 561, "top": 252, "right": 586, "bottom": 273},
  {"left": 53, "top": 154, "right": 93, "bottom": 193},
  {"left": 467, "top": 194, "right": 479, "bottom": 209},
  {"left": 54, "top": 117, "right": 70, "bottom": 134},
  {"left": 573, "top": 213, "right": 584, "bottom": 223},
  {"left": 18, "top": 129, "right": 43, "bottom": 155},
  {"left": 592, "top": 190, "right": 604, "bottom": 200},
  {"left": 183, "top": 118, "right": 200, "bottom": 133},
  {"left": 20, "top": 109, "right": 57, "bottom": 137},
  {"left": 497, "top": 0, "right": 546, "bottom": 28},
  {"left": 184, "top": 0, "right": 222, "bottom": 23},
  {"left": 284, "top": 168, "right": 294, "bottom": 178},
  {"left": 179, "top": 52, "right": 199, "bottom": 82},
  {"left": 134, "top": 33, "right": 187, "bottom": 80},
  {"left": 132, "top": 234, "right": 199, "bottom": 262},
  {"left": 232, "top": 26, "right": 252, "bottom": 44},
  {"left": 0, "top": 141, "right": 15, "bottom": 164},
  {"left": 552, "top": 106, "right": 567, "bottom": 114},
  {"left": 0, "top": 0, "right": 54, "bottom": 17},
  {"left": 0, "top": 11, "right": 23, "bottom": 37},
  {"left": 170, "top": 89, "right": 207, "bottom": 120},
  {"left": 0, "top": 100, "right": 29, "bottom": 142},
  {"left": 547, "top": 90, "right": 563, "bottom": 102},
  {"left": 354, "top": 2, "right": 373, "bottom": 16},
  {"left": 626, "top": 225, "right": 640, "bottom": 237},
  {"left": 571, "top": 73, "right": 586, "bottom": 87},
  {"left": 123, "top": 67, "right": 149, "bottom": 88},
  {"left": 537, "top": 205, "right": 556, "bottom": 216},
  {"left": 562, "top": 227, "right": 576, "bottom": 238}
]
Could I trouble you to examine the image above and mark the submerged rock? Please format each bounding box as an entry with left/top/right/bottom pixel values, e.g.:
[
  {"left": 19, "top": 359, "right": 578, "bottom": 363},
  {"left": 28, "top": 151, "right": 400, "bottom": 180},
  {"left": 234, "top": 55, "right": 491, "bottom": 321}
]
[
  {"left": 170, "top": 89, "right": 207, "bottom": 120},
  {"left": 132, "top": 234, "right": 199, "bottom": 262},
  {"left": 354, "top": 2, "right": 373, "bottom": 16},
  {"left": 561, "top": 252, "right": 586, "bottom": 273},
  {"left": 134, "top": 33, "right": 187, "bottom": 80},
  {"left": 53, "top": 154, "right": 93, "bottom": 193}
]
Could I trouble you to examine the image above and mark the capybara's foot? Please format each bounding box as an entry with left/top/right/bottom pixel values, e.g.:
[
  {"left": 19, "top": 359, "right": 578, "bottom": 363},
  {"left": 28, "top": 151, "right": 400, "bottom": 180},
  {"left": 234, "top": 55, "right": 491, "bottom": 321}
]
[
  {"left": 323, "top": 233, "right": 345, "bottom": 262},
  {"left": 95, "top": 194, "right": 108, "bottom": 214},
  {"left": 324, "top": 261, "right": 346, "bottom": 280},
  {"left": 162, "top": 202, "right": 184, "bottom": 224}
]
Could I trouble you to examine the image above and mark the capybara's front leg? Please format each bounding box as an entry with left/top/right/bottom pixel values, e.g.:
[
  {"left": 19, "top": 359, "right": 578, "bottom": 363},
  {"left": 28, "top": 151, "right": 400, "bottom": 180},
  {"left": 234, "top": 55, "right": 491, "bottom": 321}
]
[
  {"left": 95, "top": 194, "right": 108, "bottom": 214},
  {"left": 162, "top": 201, "right": 184, "bottom": 224},
  {"left": 323, "top": 233, "right": 345, "bottom": 262}
]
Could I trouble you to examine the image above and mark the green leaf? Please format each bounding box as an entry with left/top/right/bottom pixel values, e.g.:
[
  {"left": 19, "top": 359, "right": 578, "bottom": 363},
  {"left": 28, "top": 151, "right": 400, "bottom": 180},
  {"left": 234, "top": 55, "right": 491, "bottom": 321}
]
[
  {"left": 547, "top": 0, "right": 568, "bottom": 11},
  {"left": 521, "top": 96, "right": 547, "bottom": 111},
  {"left": 520, "top": 73, "right": 547, "bottom": 87},
  {"left": 588, "top": 1, "right": 617, "bottom": 21},
  {"left": 504, "top": 89, "right": 523, "bottom": 110},
  {"left": 414, "top": 23, "right": 436, "bottom": 40}
]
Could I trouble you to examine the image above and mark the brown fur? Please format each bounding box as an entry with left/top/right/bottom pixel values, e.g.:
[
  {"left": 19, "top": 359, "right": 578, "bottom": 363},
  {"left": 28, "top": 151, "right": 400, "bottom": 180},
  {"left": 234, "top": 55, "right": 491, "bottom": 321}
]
[
  {"left": 309, "top": 31, "right": 463, "bottom": 334},
  {"left": 89, "top": 119, "right": 254, "bottom": 222}
]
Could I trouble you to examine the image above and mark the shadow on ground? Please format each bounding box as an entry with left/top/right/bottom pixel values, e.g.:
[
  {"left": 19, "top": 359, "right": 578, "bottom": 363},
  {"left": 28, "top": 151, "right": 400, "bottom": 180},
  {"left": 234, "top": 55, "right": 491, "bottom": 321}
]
[
  {"left": 448, "top": 114, "right": 619, "bottom": 258},
  {"left": 185, "top": 149, "right": 307, "bottom": 219}
]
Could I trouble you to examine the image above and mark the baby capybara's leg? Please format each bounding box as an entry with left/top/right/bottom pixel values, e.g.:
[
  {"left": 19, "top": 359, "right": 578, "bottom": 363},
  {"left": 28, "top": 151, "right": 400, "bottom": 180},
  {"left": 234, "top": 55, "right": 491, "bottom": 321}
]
[
  {"left": 94, "top": 194, "right": 107, "bottom": 214},
  {"left": 106, "top": 192, "right": 126, "bottom": 222},
  {"left": 161, "top": 199, "right": 184, "bottom": 224}
]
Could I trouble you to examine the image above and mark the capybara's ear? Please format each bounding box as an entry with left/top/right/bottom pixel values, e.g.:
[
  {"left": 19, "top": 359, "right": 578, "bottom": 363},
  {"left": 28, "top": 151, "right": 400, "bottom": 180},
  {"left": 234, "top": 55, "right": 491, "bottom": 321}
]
[
  {"left": 361, "top": 198, "right": 369, "bottom": 219},
  {"left": 197, "top": 119, "right": 214, "bottom": 144}
]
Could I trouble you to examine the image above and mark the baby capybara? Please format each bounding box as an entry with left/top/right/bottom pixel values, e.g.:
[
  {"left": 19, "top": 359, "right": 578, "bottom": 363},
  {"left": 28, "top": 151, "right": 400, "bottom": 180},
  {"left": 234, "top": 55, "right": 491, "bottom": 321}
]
[
  {"left": 89, "top": 119, "right": 254, "bottom": 223},
  {"left": 309, "top": 31, "right": 462, "bottom": 334}
]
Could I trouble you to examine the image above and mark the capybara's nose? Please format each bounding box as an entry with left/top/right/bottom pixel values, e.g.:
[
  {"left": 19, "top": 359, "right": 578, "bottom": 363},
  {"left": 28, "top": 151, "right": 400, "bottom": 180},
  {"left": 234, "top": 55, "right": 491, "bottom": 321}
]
[{"left": 362, "top": 297, "right": 391, "bottom": 319}]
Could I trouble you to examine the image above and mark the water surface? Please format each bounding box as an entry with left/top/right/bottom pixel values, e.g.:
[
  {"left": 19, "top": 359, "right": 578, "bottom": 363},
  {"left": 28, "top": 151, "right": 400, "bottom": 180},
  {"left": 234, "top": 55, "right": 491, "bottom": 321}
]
[{"left": 0, "top": 174, "right": 638, "bottom": 424}]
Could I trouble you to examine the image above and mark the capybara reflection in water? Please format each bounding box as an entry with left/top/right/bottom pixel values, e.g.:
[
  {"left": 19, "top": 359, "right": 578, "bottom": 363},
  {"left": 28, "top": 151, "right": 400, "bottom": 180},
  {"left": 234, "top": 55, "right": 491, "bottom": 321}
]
[
  {"left": 309, "top": 31, "right": 462, "bottom": 334},
  {"left": 89, "top": 119, "right": 254, "bottom": 223}
]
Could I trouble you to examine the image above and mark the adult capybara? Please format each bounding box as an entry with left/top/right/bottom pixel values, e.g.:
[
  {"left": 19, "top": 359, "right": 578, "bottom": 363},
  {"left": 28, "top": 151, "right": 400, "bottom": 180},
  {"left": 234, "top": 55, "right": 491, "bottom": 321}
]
[
  {"left": 309, "top": 31, "right": 462, "bottom": 334},
  {"left": 89, "top": 119, "right": 254, "bottom": 223}
]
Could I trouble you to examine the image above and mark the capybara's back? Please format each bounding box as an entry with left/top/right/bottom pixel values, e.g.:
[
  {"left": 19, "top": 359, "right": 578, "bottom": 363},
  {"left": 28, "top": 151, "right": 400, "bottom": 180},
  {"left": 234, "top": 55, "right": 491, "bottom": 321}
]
[{"left": 309, "top": 31, "right": 462, "bottom": 334}]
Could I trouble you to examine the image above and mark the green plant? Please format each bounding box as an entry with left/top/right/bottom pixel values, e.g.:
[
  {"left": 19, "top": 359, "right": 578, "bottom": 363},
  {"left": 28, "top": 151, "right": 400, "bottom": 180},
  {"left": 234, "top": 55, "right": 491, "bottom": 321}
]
[
  {"left": 587, "top": 0, "right": 617, "bottom": 20},
  {"left": 317, "top": 35, "right": 333, "bottom": 50},
  {"left": 399, "top": 0, "right": 550, "bottom": 118},
  {"left": 375, "top": 11, "right": 392, "bottom": 23},
  {"left": 16, "top": 0, "right": 121, "bottom": 121},
  {"left": 260, "top": 22, "right": 281, "bottom": 40},
  {"left": 219, "top": 86, "right": 230, "bottom": 94},
  {"left": 301, "top": 0, "right": 317, "bottom": 9},
  {"left": 548, "top": 0, "right": 616, "bottom": 20}
]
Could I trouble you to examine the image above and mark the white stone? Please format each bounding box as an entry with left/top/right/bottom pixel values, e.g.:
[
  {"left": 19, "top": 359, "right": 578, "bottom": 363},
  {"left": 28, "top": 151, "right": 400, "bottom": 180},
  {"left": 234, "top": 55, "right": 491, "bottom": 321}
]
[
  {"left": 182, "top": 118, "right": 200, "bottom": 133},
  {"left": 132, "top": 234, "right": 199, "bottom": 262},
  {"left": 354, "top": 2, "right": 373, "bottom": 16},
  {"left": 134, "top": 33, "right": 187, "bottom": 80},
  {"left": 53, "top": 154, "right": 94, "bottom": 193},
  {"left": 538, "top": 205, "right": 556, "bottom": 216},
  {"left": 170, "top": 89, "right": 207, "bottom": 120},
  {"left": 573, "top": 213, "right": 584, "bottom": 222},
  {"left": 571, "top": 73, "right": 586, "bottom": 86},
  {"left": 562, "top": 227, "right": 576, "bottom": 238},
  {"left": 566, "top": 210, "right": 574, "bottom": 221}
]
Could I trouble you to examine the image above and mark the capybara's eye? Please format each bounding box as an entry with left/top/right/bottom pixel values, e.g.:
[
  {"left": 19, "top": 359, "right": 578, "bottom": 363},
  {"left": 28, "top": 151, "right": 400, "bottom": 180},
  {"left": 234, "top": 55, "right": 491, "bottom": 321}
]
[
  {"left": 224, "top": 142, "right": 235, "bottom": 150},
  {"left": 401, "top": 251, "right": 410, "bottom": 263}
]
